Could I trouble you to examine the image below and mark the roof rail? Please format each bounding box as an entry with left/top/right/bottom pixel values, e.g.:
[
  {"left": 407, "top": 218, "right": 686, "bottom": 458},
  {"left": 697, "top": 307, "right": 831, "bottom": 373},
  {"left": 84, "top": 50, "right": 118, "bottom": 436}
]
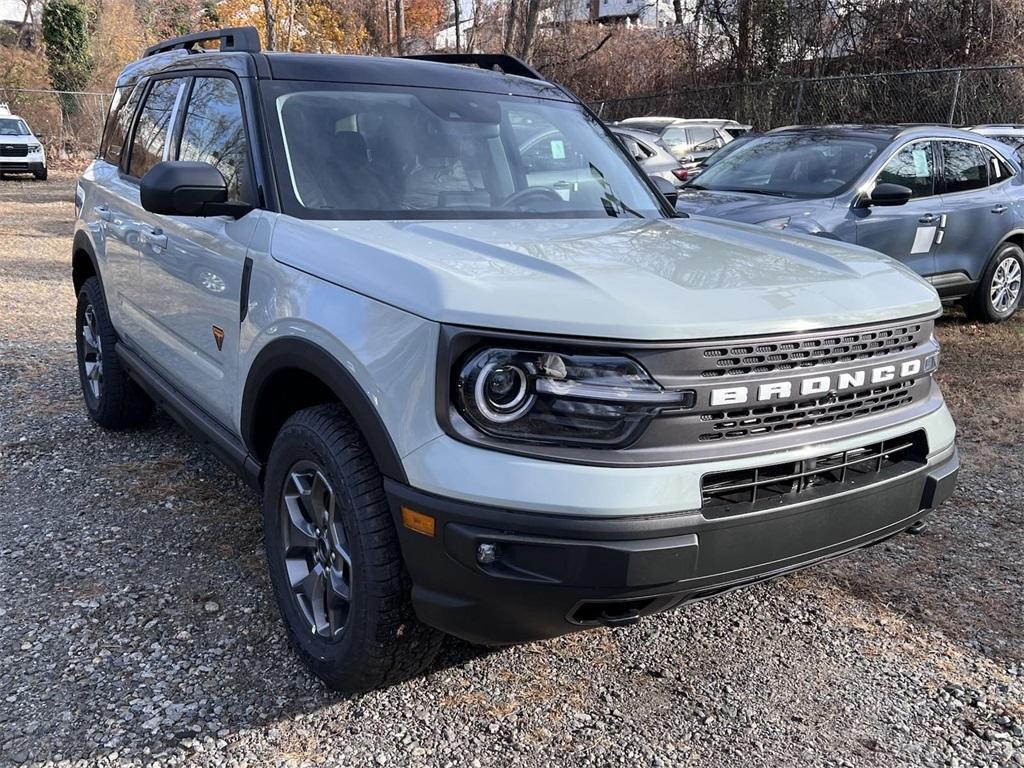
[
  {"left": 403, "top": 53, "right": 544, "bottom": 81},
  {"left": 143, "top": 26, "right": 261, "bottom": 58}
]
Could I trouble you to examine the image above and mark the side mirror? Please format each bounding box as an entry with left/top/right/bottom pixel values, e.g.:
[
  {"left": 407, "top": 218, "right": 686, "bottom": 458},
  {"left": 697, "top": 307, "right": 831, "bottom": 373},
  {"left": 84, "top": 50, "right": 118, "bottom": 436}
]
[
  {"left": 862, "top": 182, "right": 913, "bottom": 207},
  {"left": 140, "top": 161, "right": 251, "bottom": 218},
  {"left": 651, "top": 174, "right": 678, "bottom": 207}
]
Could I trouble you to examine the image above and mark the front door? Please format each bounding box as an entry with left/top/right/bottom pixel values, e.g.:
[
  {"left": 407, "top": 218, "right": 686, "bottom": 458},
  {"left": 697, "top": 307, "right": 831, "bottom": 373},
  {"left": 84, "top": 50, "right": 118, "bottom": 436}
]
[
  {"left": 130, "top": 75, "right": 259, "bottom": 427},
  {"left": 854, "top": 140, "right": 940, "bottom": 278}
]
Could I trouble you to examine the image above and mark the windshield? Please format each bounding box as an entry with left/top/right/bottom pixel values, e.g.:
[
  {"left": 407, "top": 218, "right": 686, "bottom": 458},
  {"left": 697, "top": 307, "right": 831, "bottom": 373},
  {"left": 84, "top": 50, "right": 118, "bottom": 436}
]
[
  {"left": 0, "top": 118, "right": 30, "bottom": 136},
  {"left": 693, "top": 133, "right": 887, "bottom": 197},
  {"left": 267, "top": 84, "right": 666, "bottom": 220}
]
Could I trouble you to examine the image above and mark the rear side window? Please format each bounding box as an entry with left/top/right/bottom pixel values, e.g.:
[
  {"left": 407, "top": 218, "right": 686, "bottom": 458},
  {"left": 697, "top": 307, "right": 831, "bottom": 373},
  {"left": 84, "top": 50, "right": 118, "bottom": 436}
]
[
  {"left": 99, "top": 85, "right": 141, "bottom": 165},
  {"left": 941, "top": 141, "right": 988, "bottom": 193},
  {"left": 177, "top": 77, "right": 250, "bottom": 201},
  {"left": 878, "top": 142, "right": 935, "bottom": 198},
  {"left": 687, "top": 126, "right": 718, "bottom": 148},
  {"left": 128, "top": 78, "right": 185, "bottom": 178}
]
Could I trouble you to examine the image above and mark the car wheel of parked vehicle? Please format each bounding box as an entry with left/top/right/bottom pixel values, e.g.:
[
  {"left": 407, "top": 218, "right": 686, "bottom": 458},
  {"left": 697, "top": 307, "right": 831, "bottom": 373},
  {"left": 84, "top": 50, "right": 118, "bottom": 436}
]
[
  {"left": 966, "top": 243, "right": 1024, "bottom": 323},
  {"left": 262, "top": 404, "right": 442, "bottom": 693},
  {"left": 75, "top": 276, "right": 155, "bottom": 428},
  {"left": 34, "top": 168, "right": 47, "bottom": 181}
]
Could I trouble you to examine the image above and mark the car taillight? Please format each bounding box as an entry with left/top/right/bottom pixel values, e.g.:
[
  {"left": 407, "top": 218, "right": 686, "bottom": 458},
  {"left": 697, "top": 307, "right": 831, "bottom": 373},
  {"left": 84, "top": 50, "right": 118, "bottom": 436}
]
[{"left": 672, "top": 168, "right": 688, "bottom": 181}]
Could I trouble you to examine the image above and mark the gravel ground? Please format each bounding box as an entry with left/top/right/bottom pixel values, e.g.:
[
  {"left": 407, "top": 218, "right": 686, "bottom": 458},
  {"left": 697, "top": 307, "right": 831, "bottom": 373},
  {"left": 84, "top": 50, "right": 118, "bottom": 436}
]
[{"left": 1, "top": 170, "right": 1022, "bottom": 768}]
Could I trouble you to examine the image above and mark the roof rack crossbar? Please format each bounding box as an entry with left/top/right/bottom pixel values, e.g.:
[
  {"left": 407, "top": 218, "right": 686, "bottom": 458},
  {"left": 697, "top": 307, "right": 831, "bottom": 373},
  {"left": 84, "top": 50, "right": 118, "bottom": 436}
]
[
  {"left": 143, "top": 26, "right": 261, "bottom": 58},
  {"left": 402, "top": 53, "right": 544, "bottom": 82}
]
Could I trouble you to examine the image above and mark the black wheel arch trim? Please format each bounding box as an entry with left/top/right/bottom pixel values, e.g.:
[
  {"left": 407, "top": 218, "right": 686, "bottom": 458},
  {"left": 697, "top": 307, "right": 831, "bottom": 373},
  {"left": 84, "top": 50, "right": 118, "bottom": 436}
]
[
  {"left": 241, "top": 338, "right": 408, "bottom": 484},
  {"left": 72, "top": 229, "right": 102, "bottom": 294}
]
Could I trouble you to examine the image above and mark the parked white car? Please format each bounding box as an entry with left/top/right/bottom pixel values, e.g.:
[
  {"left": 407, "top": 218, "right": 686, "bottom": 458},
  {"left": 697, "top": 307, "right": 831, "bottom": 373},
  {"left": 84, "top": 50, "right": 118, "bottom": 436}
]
[{"left": 0, "top": 103, "right": 47, "bottom": 180}]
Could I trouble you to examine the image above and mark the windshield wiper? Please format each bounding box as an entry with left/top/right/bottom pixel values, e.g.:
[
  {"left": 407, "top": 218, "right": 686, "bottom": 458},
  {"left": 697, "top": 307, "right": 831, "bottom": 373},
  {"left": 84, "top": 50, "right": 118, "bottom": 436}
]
[
  {"left": 683, "top": 182, "right": 707, "bottom": 190},
  {"left": 712, "top": 187, "right": 799, "bottom": 198}
]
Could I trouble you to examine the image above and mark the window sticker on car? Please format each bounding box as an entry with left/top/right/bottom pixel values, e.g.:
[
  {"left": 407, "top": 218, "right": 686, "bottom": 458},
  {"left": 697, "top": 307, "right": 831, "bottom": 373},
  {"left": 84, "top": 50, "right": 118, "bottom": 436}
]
[
  {"left": 912, "top": 149, "right": 929, "bottom": 176},
  {"left": 911, "top": 225, "right": 937, "bottom": 254},
  {"left": 550, "top": 139, "right": 565, "bottom": 160}
]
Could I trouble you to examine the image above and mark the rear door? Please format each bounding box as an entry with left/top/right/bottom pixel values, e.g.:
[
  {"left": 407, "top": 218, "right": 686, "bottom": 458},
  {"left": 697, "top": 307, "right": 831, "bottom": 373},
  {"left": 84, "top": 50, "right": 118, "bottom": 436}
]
[
  {"left": 934, "top": 139, "right": 1014, "bottom": 286},
  {"left": 111, "top": 76, "right": 188, "bottom": 344},
  {"left": 131, "top": 74, "right": 261, "bottom": 427},
  {"left": 855, "top": 139, "right": 940, "bottom": 277}
]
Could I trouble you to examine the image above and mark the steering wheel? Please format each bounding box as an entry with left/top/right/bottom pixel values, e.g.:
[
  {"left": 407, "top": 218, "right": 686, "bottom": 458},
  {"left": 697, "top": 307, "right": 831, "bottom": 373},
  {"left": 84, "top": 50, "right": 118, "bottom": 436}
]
[{"left": 500, "top": 186, "right": 565, "bottom": 211}]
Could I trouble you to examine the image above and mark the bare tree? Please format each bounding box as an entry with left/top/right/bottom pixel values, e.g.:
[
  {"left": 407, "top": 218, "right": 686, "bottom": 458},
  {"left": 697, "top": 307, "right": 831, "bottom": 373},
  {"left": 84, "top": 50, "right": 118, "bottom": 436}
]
[
  {"left": 263, "top": 0, "right": 277, "bottom": 50},
  {"left": 395, "top": 0, "right": 406, "bottom": 53}
]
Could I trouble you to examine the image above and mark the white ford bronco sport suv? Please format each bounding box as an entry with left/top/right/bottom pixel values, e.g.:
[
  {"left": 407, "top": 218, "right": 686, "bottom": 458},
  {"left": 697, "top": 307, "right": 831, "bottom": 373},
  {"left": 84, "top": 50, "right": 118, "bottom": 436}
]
[{"left": 74, "top": 28, "right": 959, "bottom": 693}]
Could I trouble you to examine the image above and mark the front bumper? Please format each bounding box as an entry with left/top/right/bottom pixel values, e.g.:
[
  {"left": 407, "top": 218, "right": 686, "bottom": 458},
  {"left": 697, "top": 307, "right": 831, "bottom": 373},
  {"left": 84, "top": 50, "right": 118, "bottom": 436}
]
[
  {"left": 387, "top": 447, "right": 958, "bottom": 645},
  {"left": 0, "top": 160, "right": 45, "bottom": 173}
]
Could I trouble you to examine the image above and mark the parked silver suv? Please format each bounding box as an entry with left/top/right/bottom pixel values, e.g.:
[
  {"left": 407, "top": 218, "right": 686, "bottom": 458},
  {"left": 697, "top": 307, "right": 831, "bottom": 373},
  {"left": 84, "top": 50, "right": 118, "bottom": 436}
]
[{"left": 74, "top": 28, "right": 959, "bottom": 693}]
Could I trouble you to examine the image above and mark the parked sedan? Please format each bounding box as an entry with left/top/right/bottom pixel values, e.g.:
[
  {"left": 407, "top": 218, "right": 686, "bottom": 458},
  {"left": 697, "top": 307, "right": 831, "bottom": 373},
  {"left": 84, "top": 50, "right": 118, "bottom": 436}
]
[
  {"left": 969, "top": 124, "right": 1024, "bottom": 161},
  {"left": 676, "top": 125, "right": 1024, "bottom": 322},
  {"left": 610, "top": 126, "right": 690, "bottom": 187}
]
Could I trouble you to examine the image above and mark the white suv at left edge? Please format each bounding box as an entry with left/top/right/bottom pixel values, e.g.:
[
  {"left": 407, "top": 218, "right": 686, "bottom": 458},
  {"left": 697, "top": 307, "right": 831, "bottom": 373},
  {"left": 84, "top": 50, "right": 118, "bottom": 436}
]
[{"left": 0, "top": 103, "right": 47, "bottom": 180}]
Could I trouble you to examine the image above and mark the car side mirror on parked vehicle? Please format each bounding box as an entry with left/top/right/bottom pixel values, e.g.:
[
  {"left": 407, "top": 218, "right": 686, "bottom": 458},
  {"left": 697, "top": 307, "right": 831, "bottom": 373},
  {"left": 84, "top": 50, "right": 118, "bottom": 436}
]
[
  {"left": 140, "top": 161, "right": 252, "bottom": 218},
  {"left": 650, "top": 175, "right": 679, "bottom": 207},
  {"left": 860, "top": 182, "right": 913, "bottom": 208}
]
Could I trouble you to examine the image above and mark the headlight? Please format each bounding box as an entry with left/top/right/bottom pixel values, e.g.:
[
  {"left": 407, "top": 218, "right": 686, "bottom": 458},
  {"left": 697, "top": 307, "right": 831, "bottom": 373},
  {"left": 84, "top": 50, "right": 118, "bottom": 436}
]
[
  {"left": 27, "top": 144, "right": 41, "bottom": 153},
  {"left": 454, "top": 348, "right": 695, "bottom": 447}
]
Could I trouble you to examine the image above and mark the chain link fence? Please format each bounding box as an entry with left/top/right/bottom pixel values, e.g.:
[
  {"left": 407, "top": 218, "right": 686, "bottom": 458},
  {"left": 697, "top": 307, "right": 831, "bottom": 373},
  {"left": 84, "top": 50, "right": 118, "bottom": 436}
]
[
  {"left": 0, "top": 87, "right": 110, "bottom": 159},
  {"left": 591, "top": 64, "right": 1024, "bottom": 129}
]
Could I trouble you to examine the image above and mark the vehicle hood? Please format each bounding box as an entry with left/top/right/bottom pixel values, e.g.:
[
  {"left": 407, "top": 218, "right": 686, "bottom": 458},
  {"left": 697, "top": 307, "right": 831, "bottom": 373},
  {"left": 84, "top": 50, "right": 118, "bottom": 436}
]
[
  {"left": 272, "top": 215, "right": 939, "bottom": 340},
  {"left": 674, "top": 189, "right": 832, "bottom": 224},
  {"left": 0, "top": 135, "right": 36, "bottom": 145}
]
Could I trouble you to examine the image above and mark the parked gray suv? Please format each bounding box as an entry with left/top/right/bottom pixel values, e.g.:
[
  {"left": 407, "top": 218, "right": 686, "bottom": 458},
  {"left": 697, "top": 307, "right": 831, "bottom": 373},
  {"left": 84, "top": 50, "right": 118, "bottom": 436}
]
[{"left": 74, "top": 28, "right": 959, "bottom": 693}]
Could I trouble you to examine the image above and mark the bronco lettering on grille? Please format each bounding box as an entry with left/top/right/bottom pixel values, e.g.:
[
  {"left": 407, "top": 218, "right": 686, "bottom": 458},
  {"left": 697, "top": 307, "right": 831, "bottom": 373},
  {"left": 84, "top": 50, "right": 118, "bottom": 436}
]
[{"left": 709, "top": 358, "right": 924, "bottom": 407}]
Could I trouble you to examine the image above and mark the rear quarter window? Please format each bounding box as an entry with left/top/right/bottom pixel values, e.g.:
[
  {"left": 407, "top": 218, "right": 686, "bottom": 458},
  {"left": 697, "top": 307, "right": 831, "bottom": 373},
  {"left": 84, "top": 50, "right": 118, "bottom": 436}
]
[{"left": 99, "top": 85, "right": 142, "bottom": 165}]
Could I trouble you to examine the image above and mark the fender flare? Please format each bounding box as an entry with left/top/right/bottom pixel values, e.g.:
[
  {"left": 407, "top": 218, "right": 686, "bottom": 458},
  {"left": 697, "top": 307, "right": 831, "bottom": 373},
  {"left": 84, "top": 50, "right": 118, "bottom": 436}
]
[
  {"left": 72, "top": 229, "right": 102, "bottom": 294},
  {"left": 241, "top": 338, "right": 408, "bottom": 483}
]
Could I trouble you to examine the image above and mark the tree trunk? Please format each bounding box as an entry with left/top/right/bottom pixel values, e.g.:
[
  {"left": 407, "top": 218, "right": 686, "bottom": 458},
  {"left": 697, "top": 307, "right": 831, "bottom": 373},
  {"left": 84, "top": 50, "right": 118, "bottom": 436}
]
[
  {"left": 454, "top": 0, "right": 462, "bottom": 52},
  {"left": 263, "top": 0, "right": 276, "bottom": 50},
  {"left": 672, "top": 0, "right": 683, "bottom": 24},
  {"left": 519, "top": 0, "right": 541, "bottom": 61},
  {"left": 503, "top": 0, "right": 518, "bottom": 53},
  {"left": 285, "top": 0, "right": 295, "bottom": 51},
  {"left": 395, "top": 0, "right": 406, "bottom": 54}
]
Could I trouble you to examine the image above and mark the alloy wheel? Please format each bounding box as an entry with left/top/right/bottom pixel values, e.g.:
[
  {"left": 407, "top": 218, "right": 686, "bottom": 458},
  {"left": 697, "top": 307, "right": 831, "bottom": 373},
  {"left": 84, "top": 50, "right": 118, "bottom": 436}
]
[
  {"left": 991, "top": 256, "right": 1022, "bottom": 314},
  {"left": 81, "top": 304, "right": 103, "bottom": 400},
  {"left": 281, "top": 461, "right": 352, "bottom": 641}
]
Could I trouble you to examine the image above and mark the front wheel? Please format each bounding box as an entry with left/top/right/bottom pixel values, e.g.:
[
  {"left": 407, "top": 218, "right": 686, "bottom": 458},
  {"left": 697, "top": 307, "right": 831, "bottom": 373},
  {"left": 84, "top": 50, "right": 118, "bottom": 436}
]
[
  {"left": 966, "top": 243, "right": 1023, "bottom": 323},
  {"left": 262, "top": 404, "right": 441, "bottom": 693},
  {"left": 34, "top": 167, "right": 47, "bottom": 181}
]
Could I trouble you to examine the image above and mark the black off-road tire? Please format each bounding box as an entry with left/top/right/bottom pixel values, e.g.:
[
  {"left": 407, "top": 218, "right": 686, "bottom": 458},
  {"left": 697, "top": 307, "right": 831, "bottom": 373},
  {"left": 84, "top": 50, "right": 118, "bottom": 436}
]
[
  {"left": 75, "top": 276, "right": 154, "bottom": 428},
  {"left": 262, "top": 404, "right": 442, "bottom": 693},
  {"left": 965, "top": 242, "right": 1024, "bottom": 323},
  {"left": 34, "top": 167, "right": 48, "bottom": 181}
]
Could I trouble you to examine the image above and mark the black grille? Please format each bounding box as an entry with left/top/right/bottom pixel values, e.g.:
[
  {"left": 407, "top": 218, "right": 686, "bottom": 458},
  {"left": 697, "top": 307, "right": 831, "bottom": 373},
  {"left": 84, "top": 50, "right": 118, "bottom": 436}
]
[
  {"left": 701, "top": 323, "right": 923, "bottom": 377},
  {"left": 0, "top": 144, "right": 28, "bottom": 157},
  {"left": 699, "top": 380, "right": 915, "bottom": 441},
  {"left": 700, "top": 431, "right": 928, "bottom": 517}
]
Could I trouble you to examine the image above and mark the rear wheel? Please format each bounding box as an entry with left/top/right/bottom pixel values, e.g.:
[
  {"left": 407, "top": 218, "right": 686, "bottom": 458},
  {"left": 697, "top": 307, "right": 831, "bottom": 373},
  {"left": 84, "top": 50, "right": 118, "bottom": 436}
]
[
  {"left": 966, "top": 243, "right": 1023, "bottom": 323},
  {"left": 75, "top": 276, "right": 154, "bottom": 428},
  {"left": 262, "top": 404, "right": 441, "bottom": 693}
]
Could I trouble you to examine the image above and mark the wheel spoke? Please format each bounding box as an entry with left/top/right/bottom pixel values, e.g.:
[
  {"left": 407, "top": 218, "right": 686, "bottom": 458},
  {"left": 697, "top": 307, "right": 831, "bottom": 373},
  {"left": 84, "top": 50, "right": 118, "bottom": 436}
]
[{"left": 278, "top": 461, "right": 352, "bottom": 641}]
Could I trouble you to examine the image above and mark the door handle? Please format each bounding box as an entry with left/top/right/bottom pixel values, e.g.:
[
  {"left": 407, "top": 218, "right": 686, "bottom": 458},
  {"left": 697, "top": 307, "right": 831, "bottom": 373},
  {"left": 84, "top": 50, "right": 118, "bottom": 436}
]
[
  {"left": 991, "top": 204, "right": 1008, "bottom": 214},
  {"left": 140, "top": 227, "right": 167, "bottom": 249},
  {"left": 918, "top": 214, "right": 939, "bottom": 224},
  {"left": 95, "top": 205, "right": 112, "bottom": 222}
]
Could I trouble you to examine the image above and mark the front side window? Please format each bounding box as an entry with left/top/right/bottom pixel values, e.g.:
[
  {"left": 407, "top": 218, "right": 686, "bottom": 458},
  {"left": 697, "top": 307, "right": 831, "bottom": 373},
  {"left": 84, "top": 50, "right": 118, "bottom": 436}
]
[
  {"left": 177, "top": 77, "right": 250, "bottom": 201},
  {"left": 877, "top": 142, "right": 935, "bottom": 198},
  {"left": 129, "top": 78, "right": 184, "bottom": 177},
  {"left": 686, "top": 126, "right": 718, "bottom": 150},
  {"left": 0, "top": 117, "right": 29, "bottom": 136},
  {"left": 692, "top": 133, "right": 886, "bottom": 198},
  {"left": 268, "top": 84, "right": 664, "bottom": 219},
  {"left": 941, "top": 141, "right": 988, "bottom": 193}
]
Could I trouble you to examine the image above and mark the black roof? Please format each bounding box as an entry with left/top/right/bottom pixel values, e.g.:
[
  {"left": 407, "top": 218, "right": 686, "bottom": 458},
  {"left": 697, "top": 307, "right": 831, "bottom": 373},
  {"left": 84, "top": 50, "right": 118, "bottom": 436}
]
[{"left": 117, "top": 26, "right": 571, "bottom": 102}]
